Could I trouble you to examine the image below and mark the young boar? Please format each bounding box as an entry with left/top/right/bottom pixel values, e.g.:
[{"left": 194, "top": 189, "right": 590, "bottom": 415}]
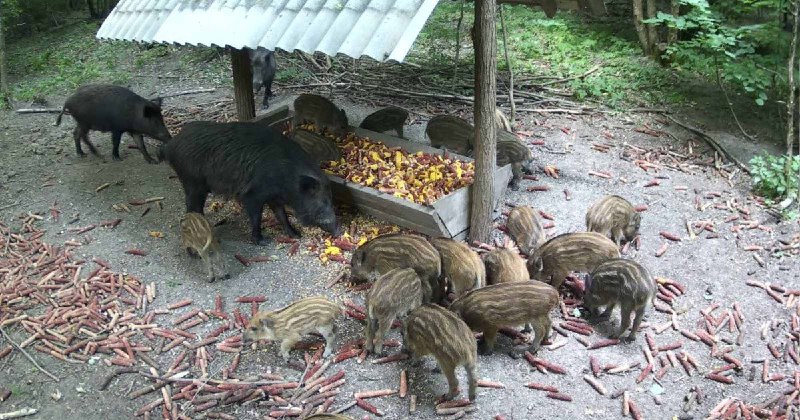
[
  {"left": 365, "top": 268, "right": 423, "bottom": 355},
  {"left": 506, "top": 206, "right": 545, "bottom": 256},
  {"left": 426, "top": 115, "right": 473, "bottom": 156},
  {"left": 496, "top": 132, "right": 534, "bottom": 191},
  {"left": 584, "top": 258, "right": 655, "bottom": 342},
  {"left": 495, "top": 108, "right": 512, "bottom": 132},
  {"left": 180, "top": 212, "right": 229, "bottom": 282},
  {"left": 244, "top": 297, "right": 341, "bottom": 360},
  {"left": 527, "top": 232, "right": 621, "bottom": 290},
  {"left": 585, "top": 195, "right": 641, "bottom": 245},
  {"left": 359, "top": 106, "right": 409, "bottom": 138},
  {"left": 449, "top": 282, "right": 558, "bottom": 354},
  {"left": 350, "top": 233, "right": 444, "bottom": 304},
  {"left": 159, "top": 121, "right": 339, "bottom": 245},
  {"left": 293, "top": 94, "right": 348, "bottom": 138},
  {"left": 55, "top": 84, "right": 172, "bottom": 163},
  {"left": 484, "top": 248, "right": 529, "bottom": 285},
  {"left": 291, "top": 129, "right": 341, "bottom": 164},
  {"left": 403, "top": 304, "right": 478, "bottom": 401},
  {"left": 429, "top": 238, "right": 485, "bottom": 298},
  {"left": 249, "top": 47, "right": 278, "bottom": 110}
]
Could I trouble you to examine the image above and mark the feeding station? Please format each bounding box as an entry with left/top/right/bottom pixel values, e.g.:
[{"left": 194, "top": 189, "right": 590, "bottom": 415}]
[{"left": 96, "top": 0, "right": 560, "bottom": 240}]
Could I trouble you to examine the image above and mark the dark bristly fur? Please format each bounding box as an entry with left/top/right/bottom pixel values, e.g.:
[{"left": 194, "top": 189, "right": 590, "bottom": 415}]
[
  {"left": 244, "top": 297, "right": 341, "bottom": 360},
  {"left": 293, "top": 94, "right": 348, "bottom": 137},
  {"left": 430, "top": 237, "right": 485, "bottom": 298},
  {"left": 290, "top": 129, "right": 341, "bottom": 164},
  {"left": 425, "top": 115, "right": 473, "bottom": 156},
  {"left": 585, "top": 195, "right": 641, "bottom": 245},
  {"left": 359, "top": 106, "right": 409, "bottom": 138},
  {"left": 484, "top": 248, "right": 529, "bottom": 285},
  {"left": 527, "top": 232, "right": 620, "bottom": 290},
  {"left": 449, "top": 282, "right": 558, "bottom": 354},
  {"left": 584, "top": 258, "right": 655, "bottom": 342},
  {"left": 350, "top": 233, "right": 444, "bottom": 304},
  {"left": 248, "top": 48, "right": 277, "bottom": 109},
  {"left": 404, "top": 304, "right": 478, "bottom": 401},
  {"left": 506, "top": 206, "right": 545, "bottom": 256},
  {"left": 180, "top": 212, "right": 229, "bottom": 283},
  {"left": 365, "top": 268, "right": 423, "bottom": 354},
  {"left": 55, "top": 84, "right": 171, "bottom": 163},
  {"left": 158, "top": 121, "right": 338, "bottom": 246}
]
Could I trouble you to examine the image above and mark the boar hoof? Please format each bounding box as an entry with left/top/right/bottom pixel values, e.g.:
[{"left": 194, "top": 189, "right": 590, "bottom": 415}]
[
  {"left": 621, "top": 335, "right": 636, "bottom": 344},
  {"left": 253, "top": 236, "right": 271, "bottom": 246},
  {"left": 222, "top": 273, "right": 231, "bottom": 280},
  {"left": 206, "top": 276, "right": 216, "bottom": 283},
  {"left": 509, "top": 182, "right": 520, "bottom": 191},
  {"left": 112, "top": 155, "right": 123, "bottom": 162},
  {"left": 477, "top": 341, "right": 494, "bottom": 356}
]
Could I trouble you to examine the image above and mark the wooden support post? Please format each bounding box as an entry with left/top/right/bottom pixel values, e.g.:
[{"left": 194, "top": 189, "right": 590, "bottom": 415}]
[
  {"left": 230, "top": 48, "right": 255, "bottom": 121},
  {"left": 469, "top": 0, "right": 498, "bottom": 244}
]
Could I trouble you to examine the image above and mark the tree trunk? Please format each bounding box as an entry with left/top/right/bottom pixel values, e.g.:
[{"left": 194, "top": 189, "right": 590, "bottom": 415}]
[
  {"left": 645, "top": 0, "right": 658, "bottom": 57},
  {"left": 632, "top": 0, "right": 650, "bottom": 55},
  {"left": 469, "top": 0, "right": 498, "bottom": 244},
  {"left": 788, "top": 0, "right": 798, "bottom": 158},
  {"left": 231, "top": 48, "right": 255, "bottom": 122},
  {"left": 667, "top": 0, "right": 678, "bottom": 45},
  {"left": 86, "top": 0, "right": 99, "bottom": 19},
  {"left": 0, "top": 4, "right": 8, "bottom": 108}
]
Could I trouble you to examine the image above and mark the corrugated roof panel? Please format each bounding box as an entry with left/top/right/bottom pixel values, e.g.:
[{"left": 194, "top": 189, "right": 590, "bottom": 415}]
[{"left": 96, "top": 0, "right": 439, "bottom": 62}]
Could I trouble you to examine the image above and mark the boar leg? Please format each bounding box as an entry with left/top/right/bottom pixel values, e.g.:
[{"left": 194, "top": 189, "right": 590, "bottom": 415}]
[
  {"left": 318, "top": 324, "right": 336, "bottom": 358},
  {"left": 110, "top": 131, "right": 124, "bottom": 161},
  {"left": 596, "top": 303, "right": 614, "bottom": 321},
  {"left": 529, "top": 317, "right": 548, "bottom": 353},
  {"left": 396, "top": 126, "right": 404, "bottom": 139},
  {"left": 522, "top": 323, "right": 532, "bottom": 334},
  {"left": 437, "top": 359, "right": 460, "bottom": 401},
  {"left": 625, "top": 305, "right": 646, "bottom": 343},
  {"left": 201, "top": 256, "right": 216, "bottom": 283},
  {"left": 279, "top": 332, "right": 302, "bottom": 361},
  {"left": 508, "top": 163, "right": 522, "bottom": 191},
  {"left": 464, "top": 362, "right": 477, "bottom": 402},
  {"left": 131, "top": 133, "right": 156, "bottom": 164},
  {"left": 478, "top": 328, "right": 497, "bottom": 355},
  {"left": 242, "top": 198, "right": 268, "bottom": 245},
  {"left": 269, "top": 204, "right": 301, "bottom": 238},
  {"left": 364, "top": 317, "right": 376, "bottom": 353},
  {"left": 550, "top": 269, "right": 568, "bottom": 290},
  {"left": 183, "top": 184, "right": 208, "bottom": 214},
  {"left": 373, "top": 318, "right": 391, "bottom": 355},
  {"left": 73, "top": 126, "right": 99, "bottom": 157},
  {"left": 613, "top": 303, "right": 634, "bottom": 341}
]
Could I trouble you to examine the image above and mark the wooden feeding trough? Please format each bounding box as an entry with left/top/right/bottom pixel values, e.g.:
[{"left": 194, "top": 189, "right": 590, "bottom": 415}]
[{"left": 255, "top": 106, "right": 513, "bottom": 239}]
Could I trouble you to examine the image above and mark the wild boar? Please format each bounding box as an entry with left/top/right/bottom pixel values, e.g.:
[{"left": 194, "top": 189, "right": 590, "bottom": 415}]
[
  {"left": 350, "top": 233, "right": 443, "bottom": 304},
  {"left": 429, "top": 237, "right": 485, "bottom": 298},
  {"left": 484, "top": 248, "right": 528, "bottom": 285},
  {"left": 55, "top": 84, "right": 171, "bottom": 163},
  {"left": 365, "top": 268, "right": 423, "bottom": 355},
  {"left": 293, "top": 94, "right": 348, "bottom": 138},
  {"left": 158, "top": 121, "right": 339, "bottom": 245},
  {"left": 291, "top": 129, "right": 341, "bottom": 164},
  {"left": 359, "top": 106, "right": 409, "bottom": 138},
  {"left": 449, "top": 281, "right": 558, "bottom": 354},
  {"left": 425, "top": 115, "right": 473, "bottom": 156},
  {"left": 496, "top": 132, "right": 534, "bottom": 191},
  {"left": 180, "top": 212, "right": 229, "bottom": 282},
  {"left": 585, "top": 195, "right": 641, "bottom": 245},
  {"left": 244, "top": 297, "right": 341, "bottom": 360},
  {"left": 506, "top": 206, "right": 545, "bottom": 256},
  {"left": 249, "top": 47, "right": 278, "bottom": 109},
  {"left": 584, "top": 258, "right": 655, "bottom": 342},
  {"left": 403, "top": 304, "right": 478, "bottom": 401},
  {"left": 527, "top": 232, "right": 620, "bottom": 289}
]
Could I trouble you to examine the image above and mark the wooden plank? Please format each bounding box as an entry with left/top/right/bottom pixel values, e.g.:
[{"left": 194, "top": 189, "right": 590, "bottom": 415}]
[{"left": 252, "top": 105, "right": 289, "bottom": 125}]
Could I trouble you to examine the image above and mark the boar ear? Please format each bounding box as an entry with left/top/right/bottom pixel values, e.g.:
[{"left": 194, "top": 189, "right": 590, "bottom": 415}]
[
  {"left": 260, "top": 317, "right": 274, "bottom": 328},
  {"left": 299, "top": 175, "right": 321, "bottom": 194}
]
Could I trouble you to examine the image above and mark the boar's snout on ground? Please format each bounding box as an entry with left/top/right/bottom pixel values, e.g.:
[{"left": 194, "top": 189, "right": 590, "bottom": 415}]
[{"left": 292, "top": 172, "right": 339, "bottom": 236}]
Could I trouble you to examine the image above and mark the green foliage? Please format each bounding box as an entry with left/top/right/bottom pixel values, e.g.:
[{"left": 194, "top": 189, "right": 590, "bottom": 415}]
[
  {"left": 749, "top": 153, "right": 800, "bottom": 217},
  {"left": 644, "top": 0, "right": 787, "bottom": 106}
]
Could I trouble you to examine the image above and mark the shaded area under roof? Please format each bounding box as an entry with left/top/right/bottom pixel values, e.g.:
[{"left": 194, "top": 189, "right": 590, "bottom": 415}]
[{"left": 97, "top": 0, "right": 440, "bottom": 63}]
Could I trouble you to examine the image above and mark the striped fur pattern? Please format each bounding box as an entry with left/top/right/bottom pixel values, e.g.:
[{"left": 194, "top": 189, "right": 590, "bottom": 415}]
[
  {"left": 449, "top": 281, "right": 558, "bottom": 354},
  {"left": 584, "top": 258, "right": 655, "bottom": 342},
  {"left": 365, "top": 268, "right": 423, "bottom": 354},
  {"left": 425, "top": 115, "right": 473, "bottom": 156},
  {"left": 350, "top": 233, "right": 444, "bottom": 304},
  {"left": 497, "top": 132, "right": 533, "bottom": 191},
  {"left": 527, "top": 232, "right": 620, "bottom": 290},
  {"left": 359, "top": 106, "right": 409, "bottom": 138},
  {"left": 430, "top": 237, "right": 486, "bottom": 298},
  {"left": 293, "top": 94, "right": 348, "bottom": 137},
  {"left": 495, "top": 108, "right": 512, "bottom": 131},
  {"left": 506, "top": 206, "right": 545, "bottom": 256},
  {"left": 291, "top": 129, "right": 341, "bottom": 163},
  {"left": 404, "top": 304, "right": 478, "bottom": 401},
  {"left": 180, "top": 212, "right": 229, "bottom": 283},
  {"left": 585, "top": 195, "right": 641, "bottom": 245},
  {"left": 484, "top": 248, "right": 529, "bottom": 285},
  {"left": 244, "top": 297, "right": 341, "bottom": 360}
]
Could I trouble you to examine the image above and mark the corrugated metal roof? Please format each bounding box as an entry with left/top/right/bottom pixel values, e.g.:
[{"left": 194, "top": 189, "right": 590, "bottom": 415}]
[{"left": 96, "top": 0, "right": 439, "bottom": 62}]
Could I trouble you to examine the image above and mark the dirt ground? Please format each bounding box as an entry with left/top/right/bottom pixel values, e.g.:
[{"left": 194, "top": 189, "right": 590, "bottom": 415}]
[{"left": 1, "top": 53, "right": 799, "bottom": 420}]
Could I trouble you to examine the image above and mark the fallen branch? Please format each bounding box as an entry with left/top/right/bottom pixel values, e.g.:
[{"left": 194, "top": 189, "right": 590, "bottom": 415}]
[
  {"left": 517, "top": 108, "right": 595, "bottom": 115},
  {"left": 0, "top": 327, "right": 59, "bottom": 382},
  {"left": 0, "top": 408, "right": 38, "bottom": 420},
  {"left": 159, "top": 88, "right": 216, "bottom": 99},
  {"left": 535, "top": 64, "right": 602, "bottom": 88},
  {"left": 15, "top": 108, "right": 62, "bottom": 114},
  {"left": 664, "top": 115, "right": 751, "bottom": 174}
]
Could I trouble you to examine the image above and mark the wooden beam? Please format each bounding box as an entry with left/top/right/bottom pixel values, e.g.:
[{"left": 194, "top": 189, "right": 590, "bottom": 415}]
[
  {"left": 469, "top": 0, "right": 498, "bottom": 244},
  {"left": 230, "top": 48, "right": 255, "bottom": 122}
]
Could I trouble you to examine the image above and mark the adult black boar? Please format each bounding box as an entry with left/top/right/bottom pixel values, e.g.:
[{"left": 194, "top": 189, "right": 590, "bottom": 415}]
[
  {"left": 55, "top": 84, "right": 172, "bottom": 163},
  {"left": 158, "top": 121, "right": 339, "bottom": 245},
  {"left": 249, "top": 48, "right": 277, "bottom": 109}
]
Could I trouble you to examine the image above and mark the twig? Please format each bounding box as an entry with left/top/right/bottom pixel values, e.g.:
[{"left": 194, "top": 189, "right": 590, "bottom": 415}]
[
  {"left": 453, "top": 0, "right": 466, "bottom": 91},
  {"left": 0, "top": 327, "right": 59, "bottom": 382},
  {"left": 536, "top": 64, "right": 602, "bottom": 87},
  {"left": 158, "top": 88, "right": 215, "bottom": 99},
  {"left": 15, "top": 108, "right": 62, "bottom": 114},
  {"left": 499, "top": 4, "right": 515, "bottom": 124},
  {"left": 516, "top": 108, "right": 595, "bottom": 115},
  {"left": 0, "top": 201, "right": 20, "bottom": 211},
  {"left": 0, "top": 408, "right": 38, "bottom": 420},
  {"left": 664, "top": 115, "right": 752, "bottom": 174},
  {"left": 100, "top": 367, "right": 140, "bottom": 390}
]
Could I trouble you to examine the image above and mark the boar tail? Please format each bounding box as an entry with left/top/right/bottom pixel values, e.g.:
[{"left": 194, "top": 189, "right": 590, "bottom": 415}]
[{"left": 54, "top": 106, "right": 66, "bottom": 126}]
